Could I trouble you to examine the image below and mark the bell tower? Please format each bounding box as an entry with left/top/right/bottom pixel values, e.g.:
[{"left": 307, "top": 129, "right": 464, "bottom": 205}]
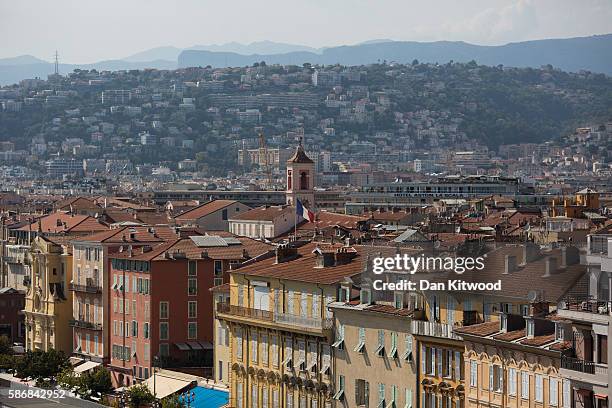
[{"left": 286, "top": 140, "right": 315, "bottom": 207}]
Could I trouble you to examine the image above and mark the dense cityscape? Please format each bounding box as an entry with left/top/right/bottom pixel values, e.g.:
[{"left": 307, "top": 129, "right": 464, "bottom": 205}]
[{"left": 1, "top": 3, "right": 612, "bottom": 408}]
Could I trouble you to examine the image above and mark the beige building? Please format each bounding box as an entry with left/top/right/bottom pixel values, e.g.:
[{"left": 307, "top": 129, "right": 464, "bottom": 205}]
[
  {"left": 329, "top": 293, "right": 418, "bottom": 408},
  {"left": 23, "top": 236, "right": 73, "bottom": 354},
  {"left": 215, "top": 242, "right": 365, "bottom": 408},
  {"left": 456, "top": 304, "right": 571, "bottom": 408}
]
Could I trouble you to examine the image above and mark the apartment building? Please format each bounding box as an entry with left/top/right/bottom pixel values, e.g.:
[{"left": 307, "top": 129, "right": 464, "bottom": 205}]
[
  {"left": 411, "top": 243, "right": 587, "bottom": 408},
  {"left": 229, "top": 206, "right": 296, "bottom": 239},
  {"left": 108, "top": 235, "right": 271, "bottom": 387},
  {"left": 215, "top": 242, "right": 365, "bottom": 408},
  {"left": 329, "top": 292, "right": 418, "bottom": 408},
  {"left": 212, "top": 283, "right": 231, "bottom": 386},
  {"left": 23, "top": 236, "right": 73, "bottom": 354},
  {"left": 456, "top": 303, "right": 571, "bottom": 408},
  {"left": 555, "top": 233, "right": 611, "bottom": 408},
  {"left": 70, "top": 226, "right": 173, "bottom": 365}
]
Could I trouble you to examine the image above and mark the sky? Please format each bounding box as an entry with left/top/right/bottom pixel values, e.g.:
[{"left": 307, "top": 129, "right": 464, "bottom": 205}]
[{"left": 1, "top": 0, "right": 611, "bottom": 63}]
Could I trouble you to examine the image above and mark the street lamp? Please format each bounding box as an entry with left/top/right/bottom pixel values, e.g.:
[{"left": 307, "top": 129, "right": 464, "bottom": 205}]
[
  {"left": 180, "top": 390, "right": 196, "bottom": 408},
  {"left": 153, "top": 355, "right": 160, "bottom": 400},
  {"left": 118, "top": 392, "right": 127, "bottom": 408}
]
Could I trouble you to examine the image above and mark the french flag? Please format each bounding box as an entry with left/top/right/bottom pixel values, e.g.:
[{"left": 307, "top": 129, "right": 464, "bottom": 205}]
[{"left": 296, "top": 199, "right": 315, "bottom": 223}]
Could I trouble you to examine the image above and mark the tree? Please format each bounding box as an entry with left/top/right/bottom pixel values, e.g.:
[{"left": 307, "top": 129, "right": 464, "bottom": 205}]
[
  {"left": 125, "top": 383, "right": 155, "bottom": 408},
  {"left": 15, "top": 349, "right": 69, "bottom": 381},
  {"left": 162, "top": 394, "right": 185, "bottom": 408}
]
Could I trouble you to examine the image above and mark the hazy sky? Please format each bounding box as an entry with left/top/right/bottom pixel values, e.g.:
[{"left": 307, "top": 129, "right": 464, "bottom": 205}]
[{"left": 1, "top": 0, "right": 611, "bottom": 63}]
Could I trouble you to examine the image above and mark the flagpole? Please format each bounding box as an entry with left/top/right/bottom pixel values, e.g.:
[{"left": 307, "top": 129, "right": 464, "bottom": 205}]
[{"left": 294, "top": 200, "right": 297, "bottom": 240}]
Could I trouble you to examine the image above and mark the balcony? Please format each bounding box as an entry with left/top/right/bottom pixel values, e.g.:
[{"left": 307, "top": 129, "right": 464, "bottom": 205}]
[
  {"left": 216, "top": 302, "right": 333, "bottom": 336},
  {"left": 69, "top": 281, "right": 102, "bottom": 294},
  {"left": 558, "top": 296, "right": 611, "bottom": 324},
  {"left": 560, "top": 356, "right": 608, "bottom": 386},
  {"left": 411, "top": 320, "right": 461, "bottom": 340},
  {"left": 69, "top": 318, "right": 102, "bottom": 331}
]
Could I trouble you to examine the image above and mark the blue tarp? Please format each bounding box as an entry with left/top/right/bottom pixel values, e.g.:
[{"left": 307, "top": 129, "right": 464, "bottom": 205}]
[{"left": 183, "top": 386, "right": 229, "bottom": 408}]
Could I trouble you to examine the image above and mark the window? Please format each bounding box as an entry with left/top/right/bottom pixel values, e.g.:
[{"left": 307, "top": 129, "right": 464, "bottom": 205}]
[
  {"left": 287, "top": 389, "right": 294, "bottom": 408},
  {"left": 261, "top": 334, "right": 269, "bottom": 365},
  {"left": 376, "top": 330, "right": 385, "bottom": 357},
  {"left": 402, "top": 335, "right": 413, "bottom": 361},
  {"left": 159, "top": 343, "right": 169, "bottom": 357},
  {"left": 549, "top": 379, "right": 558, "bottom": 406},
  {"left": 377, "top": 383, "right": 385, "bottom": 408},
  {"left": 455, "top": 351, "right": 462, "bottom": 380},
  {"left": 489, "top": 365, "right": 502, "bottom": 392},
  {"left": 271, "top": 335, "right": 278, "bottom": 367},
  {"left": 188, "top": 322, "right": 197, "bottom": 339},
  {"left": 334, "top": 375, "right": 345, "bottom": 401},
  {"left": 355, "top": 328, "right": 366, "bottom": 353},
  {"left": 535, "top": 374, "right": 543, "bottom": 402},
  {"left": 214, "top": 260, "right": 223, "bottom": 276},
  {"left": 188, "top": 278, "right": 197, "bottom": 295},
  {"left": 321, "top": 345, "right": 331, "bottom": 375},
  {"left": 143, "top": 322, "right": 150, "bottom": 339},
  {"left": 251, "top": 331, "right": 258, "bottom": 363},
  {"left": 332, "top": 324, "right": 345, "bottom": 349},
  {"left": 470, "top": 361, "right": 478, "bottom": 387},
  {"left": 355, "top": 379, "right": 369, "bottom": 406},
  {"left": 132, "top": 321, "right": 138, "bottom": 337},
  {"left": 562, "top": 380, "right": 570, "bottom": 408},
  {"left": 436, "top": 349, "right": 442, "bottom": 377},
  {"left": 159, "top": 301, "right": 169, "bottom": 319},
  {"left": 508, "top": 368, "right": 517, "bottom": 396},
  {"left": 445, "top": 350, "right": 452, "bottom": 377},
  {"left": 521, "top": 372, "right": 529, "bottom": 399},
  {"left": 527, "top": 319, "right": 535, "bottom": 337},
  {"left": 251, "top": 384, "right": 257, "bottom": 408},
  {"left": 236, "top": 328, "right": 243, "bottom": 360},
  {"left": 188, "top": 260, "right": 197, "bottom": 276},
  {"left": 160, "top": 322, "right": 169, "bottom": 340},
  {"left": 222, "top": 209, "right": 228, "bottom": 220},
  {"left": 236, "top": 382, "right": 243, "bottom": 408},
  {"left": 307, "top": 342, "right": 317, "bottom": 372},
  {"left": 188, "top": 301, "right": 197, "bottom": 318},
  {"left": 312, "top": 293, "right": 320, "bottom": 318},
  {"left": 360, "top": 288, "right": 371, "bottom": 305},
  {"left": 388, "top": 332, "right": 398, "bottom": 359},
  {"left": 389, "top": 385, "right": 397, "bottom": 408},
  {"left": 405, "top": 388, "right": 412, "bottom": 408}
]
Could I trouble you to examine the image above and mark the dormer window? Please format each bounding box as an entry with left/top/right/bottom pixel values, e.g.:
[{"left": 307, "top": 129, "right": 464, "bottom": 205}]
[
  {"left": 339, "top": 286, "right": 350, "bottom": 302},
  {"left": 394, "top": 292, "right": 403, "bottom": 309},
  {"left": 555, "top": 323, "right": 564, "bottom": 341},
  {"left": 360, "top": 288, "right": 371, "bottom": 305},
  {"left": 526, "top": 318, "right": 535, "bottom": 338},
  {"left": 500, "top": 314, "right": 508, "bottom": 332}
]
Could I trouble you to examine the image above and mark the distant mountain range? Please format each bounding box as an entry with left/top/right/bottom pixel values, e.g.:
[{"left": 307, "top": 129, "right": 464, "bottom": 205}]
[{"left": 0, "top": 35, "right": 611, "bottom": 86}]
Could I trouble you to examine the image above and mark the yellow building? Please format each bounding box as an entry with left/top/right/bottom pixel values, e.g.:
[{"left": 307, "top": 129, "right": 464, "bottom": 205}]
[
  {"left": 23, "top": 236, "right": 73, "bottom": 354},
  {"left": 215, "top": 242, "right": 364, "bottom": 408},
  {"left": 329, "top": 282, "right": 418, "bottom": 408},
  {"left": 414, "top": 243, "right": 586, "bottom": 408},
  {"left": 456, "top": 304, "right": 571, "bottom": 408}
]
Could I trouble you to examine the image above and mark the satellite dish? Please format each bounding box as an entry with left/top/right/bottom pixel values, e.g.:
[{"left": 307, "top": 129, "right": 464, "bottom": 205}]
[{"left": 527, "top": 290, "right": 538, "bottom": 302}]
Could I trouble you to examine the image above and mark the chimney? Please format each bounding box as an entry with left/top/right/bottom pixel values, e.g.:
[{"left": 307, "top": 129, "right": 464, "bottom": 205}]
[
  {"left": 335, "top": 247, "right": 356, "bottom": 265},
  {"left": 529, "top": 301, "right": 549, "bottom": 317},
  {"left": 543, "top": 257, "right": 558, "bottom": 277},
  {"left": 521, "top": 243, "right": 539, "bottom": 265},
  {"left": 503, "top": 255, "right": 517, "bottom": 274},
  {"left": 275, "top": 243, "right": 298, "bottom": 264},
  {"left": 560, "top": 246, "right": 579, "bottom": 268}
]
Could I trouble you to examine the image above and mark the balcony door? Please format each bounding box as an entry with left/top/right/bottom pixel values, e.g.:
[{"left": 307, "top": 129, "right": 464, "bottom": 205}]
[{"left": 254, "top": 285, "right": 270, "bottom": 311}]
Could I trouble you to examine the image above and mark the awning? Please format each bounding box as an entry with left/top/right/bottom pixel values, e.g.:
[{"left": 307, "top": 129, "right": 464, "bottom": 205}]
[
  {"left": 74, "top": 361, "right": 101, "bottom": 373},
  {"left": 140, "top": 374, "right": 192, "bottom": 399},
  {"left": 175, "top": 343, "right": 190, "bottom": 351},
  {"left": 187, "top": 342, "right": 202, "bottom": 350},
  {"left": 69, "top": 357, "right": 84, "bottom": 366},
  {"left": 199, "top": 341, "right": 213, "bottom": 350}
]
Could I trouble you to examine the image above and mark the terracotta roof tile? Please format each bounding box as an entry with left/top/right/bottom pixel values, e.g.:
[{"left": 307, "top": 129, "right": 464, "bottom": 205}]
[{"left": 175, "top": 200, "right": 241, "bottom": 221}]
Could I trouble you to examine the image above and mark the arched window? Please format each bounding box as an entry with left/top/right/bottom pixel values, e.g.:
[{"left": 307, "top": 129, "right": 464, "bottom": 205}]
[
  {"left": 300, "top": 171, "right": 309, "bottom": 190},
  {"left": 287, "top": 170, "right": 292, "bottom": 190}
]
